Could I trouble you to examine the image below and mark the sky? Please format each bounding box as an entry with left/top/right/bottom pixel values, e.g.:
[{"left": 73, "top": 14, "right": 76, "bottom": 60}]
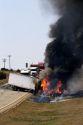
[{"left": 0, "top": 0, "right": 58, "bottom": 69}]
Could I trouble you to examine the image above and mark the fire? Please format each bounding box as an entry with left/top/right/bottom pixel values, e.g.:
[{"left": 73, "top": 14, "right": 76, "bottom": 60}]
[
  {"left": 41, "top": 77, "right": 50, "bottom": 92},
  {"left": 56, "top": 80, "right": 63, "bottom": 95},
  {"left": 41, "top": 77, "right": 63, "bottom": 96}
]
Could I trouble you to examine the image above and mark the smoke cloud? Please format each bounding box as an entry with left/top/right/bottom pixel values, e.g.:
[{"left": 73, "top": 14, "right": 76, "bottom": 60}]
[
  {"left": 43, "top": 0, "right": 83, "bottom": 91},
  {"left": 45, "top": 0, "right": 83, "bottom": 15},
  {"left": 68, "top": 69, "right": 83, "bottom": 94}
]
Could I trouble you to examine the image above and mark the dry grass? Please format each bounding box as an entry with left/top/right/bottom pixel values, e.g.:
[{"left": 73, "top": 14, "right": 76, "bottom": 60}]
[
  {"left": 0, "top": 79, "right": 8, "bottom": 86},
  {"left": 0, "top": 71, "right": 9, "bottom": 86},
  {"left": 0, "top": 97, "right": 83, "bottom": 125}
]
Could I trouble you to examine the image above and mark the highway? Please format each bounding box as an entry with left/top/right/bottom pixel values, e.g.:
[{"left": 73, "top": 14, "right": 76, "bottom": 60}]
[{"left": 0, "top": 85, "right": 32, "bottom": 113}]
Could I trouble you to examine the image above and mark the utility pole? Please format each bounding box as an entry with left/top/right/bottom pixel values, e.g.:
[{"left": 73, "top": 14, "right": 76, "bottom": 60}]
[
  {"left": 8, "top": 55, "right": 11, "bottom": 70},
  {"left": 26, "top": 63, "right": 28, "bottom": 68},
  {"left": 3, "top": 58, "right": 6, "bottom": 69}
]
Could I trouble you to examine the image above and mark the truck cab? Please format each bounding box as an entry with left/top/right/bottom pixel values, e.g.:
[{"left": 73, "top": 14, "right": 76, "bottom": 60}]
[{"left": 30, "top": 67, "right": 38, "bottom": 76}]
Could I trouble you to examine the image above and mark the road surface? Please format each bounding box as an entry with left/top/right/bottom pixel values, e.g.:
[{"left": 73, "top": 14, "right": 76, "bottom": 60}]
[{"left": 0, "top": 88, "right": 32, "bottom": 113}]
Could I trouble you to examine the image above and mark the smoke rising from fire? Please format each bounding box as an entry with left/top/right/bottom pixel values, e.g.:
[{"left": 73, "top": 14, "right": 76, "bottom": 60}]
[
  {"left": 42, "top": 0, "right": 83, "bottom": 91},
  {"left": 44, "top": 0, "right": 83, "bottom": 15},
  {"left": 68, "top": 69, "right": 83, "bottom": 94}
]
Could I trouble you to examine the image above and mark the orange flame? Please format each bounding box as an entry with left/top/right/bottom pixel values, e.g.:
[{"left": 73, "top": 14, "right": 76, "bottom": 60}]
[
  {"left": 41, "top": 77, "right": 50, "bottom": 92},
  {"left": 41, "top": 78, "right": 63, "bottom": 95},
  {"left": 56, "top": 80, "right": 62, "bottom": 94}
]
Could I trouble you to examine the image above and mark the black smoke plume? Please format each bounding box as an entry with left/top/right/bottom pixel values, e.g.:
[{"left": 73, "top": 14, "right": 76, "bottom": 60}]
[
  {"left": 44, "top": 0, "right": 83, "bottom": 89},
  {"left": 44, "top": 0, "right": 83, "bottom": 15}
]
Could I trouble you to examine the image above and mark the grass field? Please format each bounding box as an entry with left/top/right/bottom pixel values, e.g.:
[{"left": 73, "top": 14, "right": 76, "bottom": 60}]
[{"left": 0, "top": 96, "right": 83, "bottom": 125}]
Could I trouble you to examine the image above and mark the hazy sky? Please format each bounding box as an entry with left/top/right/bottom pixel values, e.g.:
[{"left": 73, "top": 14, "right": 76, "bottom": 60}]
[{"left": 0, "top": 0, "right": 58, "bottom": 69}]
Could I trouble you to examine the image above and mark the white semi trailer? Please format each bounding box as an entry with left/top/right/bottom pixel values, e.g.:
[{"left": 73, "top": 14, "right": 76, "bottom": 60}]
[{"left": 8, "top": 73, "right": 35, "bottom": 91}]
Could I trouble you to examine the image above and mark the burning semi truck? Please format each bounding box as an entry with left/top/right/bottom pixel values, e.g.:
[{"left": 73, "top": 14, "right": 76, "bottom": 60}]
[
  {"left": 33, "top": 0, "right": 83, "bottom": 102},
  {"left": 33, "top": 68, "right": 66, "bottom": 102}
]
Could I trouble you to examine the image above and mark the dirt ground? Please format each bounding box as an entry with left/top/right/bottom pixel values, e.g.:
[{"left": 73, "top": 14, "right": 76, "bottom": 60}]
[{"left": 0, "top": 97, "right": 83, "bottom": 125}]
